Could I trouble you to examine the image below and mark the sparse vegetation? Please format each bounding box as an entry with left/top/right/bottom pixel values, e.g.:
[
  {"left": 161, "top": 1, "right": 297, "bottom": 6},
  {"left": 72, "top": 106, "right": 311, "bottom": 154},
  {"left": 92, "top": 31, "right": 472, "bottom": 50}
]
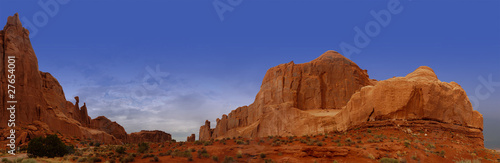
[
  {"left": 379, "top": 157, "right": 399, "bottom": 163},
  {"left": 138, "top": 142, "right": 150, "bottom": 153},
  {"left": 27, "top": 134, "right": 71, "bottom": 158}
]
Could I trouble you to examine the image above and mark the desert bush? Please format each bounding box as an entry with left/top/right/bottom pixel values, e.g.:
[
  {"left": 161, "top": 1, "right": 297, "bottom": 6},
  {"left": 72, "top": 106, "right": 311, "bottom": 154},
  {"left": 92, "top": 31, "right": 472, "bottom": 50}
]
[
  {"left": 223, "top": 156, "right": 234, "bottom": 163},
  {"left": 138, "top": 143, "right": 150, "bottom": 153},
  {"left": 159, "top": 150, "right": 172, "bottom": 156},
  {"left": 260, "top": 153, "right": 266, "bottom": 158},
  {"left": 115, "top": 146, "right": 126, "bottom": 154},
  {"left": 379, "top": 157, "right": 398, "bottom": 163},
  {"left": 88, "top": 157, "right": 102, "bottom": 163},
  {"left": 203, "top": 141, "right": 213, "bottom": 146},
  {"left": 404, "top": 140, "right": 411, "bottom": 148},
  {"left": 2, "top": 158, "right": 12, "bottom": 163},
  {"left": 120, "top": 155, "right": 135, "bottom": 163},
  {"left": 150, "top": 156, "right": 159, "bottom": 162},
  {"left": 197, "top": 148, "right": 209, "bottom": 158},
  {"left": 141, "top": 154, "right": 154, "bottom": 159},
  {"left": 77, "top": 157, "right": 87, "bottom": 162},
  {"left": 438, "top": 150, "right": 445, "bottom": 157},
  {"left": 212, "top": 156, "right": 219, "bottom": 161},
  {"left": 171, "top": 150, "right": 192, "bottom": 158},
  {"left": 264, "top": 159, "right": 275, "bottom": 163},
  {"left": 20, "top": 159, "right": 35, "bottom": 163},
  {"left": 235, "top": 140, "right": 246, "bottom": 145},
  {"left": 27, "top": 134, "right": 71, "bottom": 158}
]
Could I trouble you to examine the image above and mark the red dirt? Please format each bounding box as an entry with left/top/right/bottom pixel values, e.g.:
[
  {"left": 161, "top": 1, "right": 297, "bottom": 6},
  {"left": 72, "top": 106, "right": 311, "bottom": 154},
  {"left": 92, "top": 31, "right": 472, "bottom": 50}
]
[{"left": 61, "top": 124, "right": 499, "bottom": 163}]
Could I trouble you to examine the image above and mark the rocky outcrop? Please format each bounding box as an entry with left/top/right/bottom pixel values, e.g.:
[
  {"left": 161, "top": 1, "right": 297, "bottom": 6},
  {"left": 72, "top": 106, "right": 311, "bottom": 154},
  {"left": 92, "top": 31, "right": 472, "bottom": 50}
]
[
  {"left": 334, "top": 66, "right": 483, "bottom": 131},
  {"left": 200, "top": 51, "right": 483, "bottom": 146},
  {"left": 0, "top": 13, "right": 120, "bottom": 145},
  {"left": 187, "top": 134, "right": 195, "bottom": 142},
  {"left": 129, "top": 130, "right": 172, "bottom": 143},
  {"left": 200, "top": 51, "right": 374, "bottom": 140},
  {"left": 90, "top": 116, "right": 129, "bottom": 143},
  {"left": 199, "top": 120, "right": 214, "bottom": 141}
]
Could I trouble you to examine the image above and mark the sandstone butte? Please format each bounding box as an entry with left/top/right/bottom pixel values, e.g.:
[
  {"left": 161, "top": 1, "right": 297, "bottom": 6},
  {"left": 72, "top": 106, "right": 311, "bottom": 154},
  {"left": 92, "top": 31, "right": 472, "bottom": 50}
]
[
  {"left": 0, "top": 13, "right": 171, "bottom": 146},
  {"left": 199, "top": 50, "right": 484, "bottom": 147}
]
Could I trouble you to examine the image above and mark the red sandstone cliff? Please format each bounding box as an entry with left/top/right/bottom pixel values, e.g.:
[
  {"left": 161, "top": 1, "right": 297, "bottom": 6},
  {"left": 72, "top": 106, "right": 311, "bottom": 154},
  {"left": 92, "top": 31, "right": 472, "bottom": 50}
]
[
  {"left": 0, "top": 13, "right": 171, "bottom": 146},
  {"left": 200, "top": 51, "right": 375, "bottom": 140},
  {"left": 199, "top": 51, "right": 484, "bottom": 147}
]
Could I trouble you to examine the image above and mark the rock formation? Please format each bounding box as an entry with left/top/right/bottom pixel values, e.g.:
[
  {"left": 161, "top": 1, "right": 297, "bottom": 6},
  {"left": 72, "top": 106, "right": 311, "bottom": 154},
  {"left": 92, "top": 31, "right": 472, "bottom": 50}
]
[
  {"left": 335, "top": 66, "right": 483, "bottom": 131},
  {"left": 0, "top": 13, "right": 121, "bottom": 145},
  {"left": 200, "top": 51, "right": 484, "bottom": 147},
  {"left": 0, "top": 13, "right": 172, "bottom": 146},
  {"left": 187, "top": 134, "right": 195, "bottom": 142},
  {"left": 200, "top": 51, "right": 374, "bottom": 140},
  {"left": 129, "top": 130, "right": 172, "bottom": 143},
  {"left": 90, "top": 116, "right": 129, "bottom": 143}
]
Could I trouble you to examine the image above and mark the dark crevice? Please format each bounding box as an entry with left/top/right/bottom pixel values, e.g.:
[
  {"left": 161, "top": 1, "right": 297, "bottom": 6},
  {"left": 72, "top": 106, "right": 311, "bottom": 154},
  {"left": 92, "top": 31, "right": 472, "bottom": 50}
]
[{"left": 367, "top": 108, "right": 375, "bottom": 122}]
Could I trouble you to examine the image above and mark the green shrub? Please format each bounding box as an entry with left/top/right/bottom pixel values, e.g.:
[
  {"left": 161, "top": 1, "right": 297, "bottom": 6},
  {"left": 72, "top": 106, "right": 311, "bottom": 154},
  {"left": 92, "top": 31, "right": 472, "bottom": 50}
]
[
  {"left": 141, "top": 154, "right": 154, "bottom": 159},
  {"left": 2, "top": 158, "right": 12, "bottom": 163},
  {"left": 212, "top": 156, "right": 219, "bottom": 161},
  {"left": 203, "top": 141, "right": 213, "bottom": 146},
  {"left": 21, "top": 159, "right": 36, "bottom": 163},
  {"left": 138, "top": 143, "right": 150, "bottom": 153},
  {"left": 260, "top": 153, "right": 266, "bottom": 158},
  {"left": 171, "top": 150, "right": 192, "bottom": 158},
  {"left": 197, "top": 148, "right": 209, "bottom": 158},
  {"left": 27, "top": 134, "right": 70, "bottom": 158},
  {"left": 115, "top": 146, "right": 126, "bottom": 154},
  {"left": 120, "top": 155, "right": 135, "bottom": 163},
  {"left": 150, "top": 156, "right": 159, "bottom": 162},
  {"left": 438, "top": 150, "right": 445, "bottom": 157},
  {"left": 223, "top": 156, "right": 234, "bottom": 163},
  {"left": 77, "top": 157, "right": 87, "bottom": 162},
  {"left": 379, "top": 157, "right": 399, "bottom": 163}
]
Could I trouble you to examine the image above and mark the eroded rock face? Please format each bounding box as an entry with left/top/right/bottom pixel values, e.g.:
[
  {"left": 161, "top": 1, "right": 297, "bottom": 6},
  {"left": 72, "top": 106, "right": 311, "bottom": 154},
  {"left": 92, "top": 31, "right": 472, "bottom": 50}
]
[
  {"left": 129, "top": 130, "right": 172, "bottom": 143},
  {"left": 335, "top": 66, "right": 483, "bottom": 132},
  {"left": 199, "top": 51, "right": 484, "bottom": 146},
  {"left": 90, "top": 116, "right": 129, "bottom": 143},
  {"left": 199, "top": 120, "right": 214, "bottom": 141},
  {"left": 0, "top": 13, "right": 120, "bottom": 145},
  {"left": 187, "top": 134, "right": 195, "bottom": 142},
  {"left": 200, "top": 51, "right": 374, "bottom": 140}
]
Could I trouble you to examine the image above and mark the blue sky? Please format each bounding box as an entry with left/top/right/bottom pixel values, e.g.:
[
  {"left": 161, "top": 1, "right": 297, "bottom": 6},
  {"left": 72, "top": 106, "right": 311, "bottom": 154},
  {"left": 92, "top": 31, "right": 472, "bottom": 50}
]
[{"left": 1, "top": 0, "right": 499, "bottom": 148}]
